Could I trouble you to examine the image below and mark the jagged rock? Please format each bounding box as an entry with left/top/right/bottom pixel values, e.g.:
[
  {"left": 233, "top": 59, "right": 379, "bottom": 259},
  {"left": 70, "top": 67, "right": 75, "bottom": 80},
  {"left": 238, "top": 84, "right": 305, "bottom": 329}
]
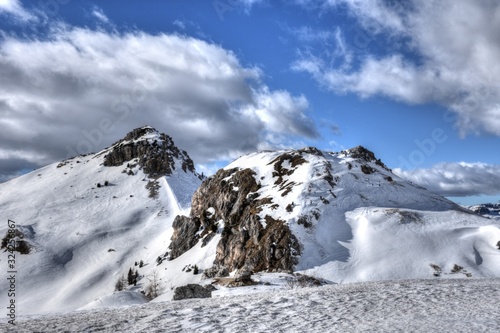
[
  {"left": 361, "top": 164, "right": 376, "bottom": 175},
  {"left": 173, "top": 284, "right": 213, "bottom": 300},
  {"left": 169, "top": 166, "right": 301, "bottom": 276},
  {"left": 346, "top": 146, "right": 391, "bottom": 171},
  {"left": 347, "top": 146, "right": 377, "bottom": 161},
  {"left": 102, "top": 126, "right": 197, "bottom": 179},
  {"left": 202, "top": 265, "right": 229, "bottom": 279},
  {"left": 169, "top": 216, "right": 201, "bottom": 259}
]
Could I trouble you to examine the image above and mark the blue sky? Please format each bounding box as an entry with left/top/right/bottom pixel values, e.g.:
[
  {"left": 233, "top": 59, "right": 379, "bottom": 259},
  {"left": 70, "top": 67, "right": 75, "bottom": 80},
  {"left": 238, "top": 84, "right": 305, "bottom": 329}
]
[{"left": 1, "top": 0, "right": 500, "bottom": 205}]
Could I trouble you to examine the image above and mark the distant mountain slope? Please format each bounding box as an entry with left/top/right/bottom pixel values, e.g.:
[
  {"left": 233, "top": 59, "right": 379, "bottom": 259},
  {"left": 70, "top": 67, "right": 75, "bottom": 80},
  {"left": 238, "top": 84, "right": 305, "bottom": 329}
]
[
  {"left": 467, "top": 203, "right": 500, "bottom": 221},
  {"left": 0, "top": 126, "right": 202, "bottom": 314}
]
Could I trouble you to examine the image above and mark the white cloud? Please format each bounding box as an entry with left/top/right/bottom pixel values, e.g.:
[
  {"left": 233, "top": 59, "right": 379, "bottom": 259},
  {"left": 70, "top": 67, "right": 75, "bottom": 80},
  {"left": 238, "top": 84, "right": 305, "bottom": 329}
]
[
  {"left": 294, "top": 0, "right": 500, "bottom": 137},
  {"left": 0, "top": 27, "right": 318, "bottom": 181},
  {"left": 0, "top": 0, "right": 34, "bottom": 21},
  {"left": 173, "top": 20, "right": 186, "bottom": 30},
  {"left": 92, "top": 7, "right": 109, "bottom": 23},
  {"left": 394, "top": 162, "right": 500, "bottom": 197}
]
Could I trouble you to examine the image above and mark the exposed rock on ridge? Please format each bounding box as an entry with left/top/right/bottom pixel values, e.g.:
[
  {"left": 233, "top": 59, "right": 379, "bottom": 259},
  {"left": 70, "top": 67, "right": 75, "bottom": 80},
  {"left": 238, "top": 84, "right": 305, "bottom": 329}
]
[
  {"left": 344, "top": 145, "right": 391, "bottom": 172},
  {"left": 167, "top": 144, "right": 462, "bottom": 280},
  {"left": 103, "top": 126, "right": 198, "bottom": 179},
  {"left": 169, "top": 167, "right": 300, "bottom": 276}
]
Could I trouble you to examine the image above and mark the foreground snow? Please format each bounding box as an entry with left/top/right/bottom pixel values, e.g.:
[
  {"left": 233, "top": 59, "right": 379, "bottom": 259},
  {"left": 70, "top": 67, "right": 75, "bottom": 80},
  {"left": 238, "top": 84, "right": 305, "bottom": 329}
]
[{"left": 4, "top": 278, "right": 500, "bottom": 332}]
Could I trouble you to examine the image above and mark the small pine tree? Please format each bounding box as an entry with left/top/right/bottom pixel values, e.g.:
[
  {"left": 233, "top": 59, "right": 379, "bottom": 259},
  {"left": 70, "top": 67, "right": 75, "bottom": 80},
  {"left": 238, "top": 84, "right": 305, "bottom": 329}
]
[
  {"left": 134, "top": 269, "right": 139, "bottom": 286},
  {"left": 134, "top": 261, "right": 138, "bottom": 266},
  {"left": 193, "top": 265, "right": 199, "bottom": 275},
  {"left": 127, "top": 268, "right": 134, "bottom": 285},
  {"left": 139, "top": 260, "right": 144, "bottom": 268}
]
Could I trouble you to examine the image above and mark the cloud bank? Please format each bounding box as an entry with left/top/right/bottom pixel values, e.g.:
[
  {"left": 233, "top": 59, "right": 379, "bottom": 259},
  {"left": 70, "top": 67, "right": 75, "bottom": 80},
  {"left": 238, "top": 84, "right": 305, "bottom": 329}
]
[
  {"left": 0, "top": 27, "right": 318, "bottom": 181},
  {"left": 394, "top": 163, "right": 500, "bottom": 197},
  {"left": 0, "top": 0, "right": 34, "bottom": 21},
  {"left": 293, "top": 0, "right": 500, "bottom": 137}
]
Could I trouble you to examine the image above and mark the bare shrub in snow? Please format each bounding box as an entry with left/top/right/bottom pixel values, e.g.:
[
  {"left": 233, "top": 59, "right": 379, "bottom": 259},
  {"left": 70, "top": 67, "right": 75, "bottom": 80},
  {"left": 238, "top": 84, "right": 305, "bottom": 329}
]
[
  {"left": 115, "top": 275, "right": 126, "bottom": 291},
  {"left": 146, "top": 269, "right": 163, "bottom": 299}
]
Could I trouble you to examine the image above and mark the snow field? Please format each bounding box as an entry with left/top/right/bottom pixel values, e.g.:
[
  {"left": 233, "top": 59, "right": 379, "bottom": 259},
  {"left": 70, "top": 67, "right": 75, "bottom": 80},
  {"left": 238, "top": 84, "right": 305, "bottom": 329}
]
[
  {"left": 0, "top": 144, "right": 201, "bottom": 314},
  {"left": 4, "top": 278, "right": 500, "bottom": 332}
]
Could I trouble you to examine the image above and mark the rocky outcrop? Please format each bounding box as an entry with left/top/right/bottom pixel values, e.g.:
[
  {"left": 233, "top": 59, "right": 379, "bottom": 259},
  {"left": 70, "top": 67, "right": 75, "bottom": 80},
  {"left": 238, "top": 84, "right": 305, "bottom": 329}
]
[
  {"left": 173, "top": 284, "right": 215, "bottom": 300},
  {"left": 345, "top": 146, "right": 391, "bottom": 172},
  {"left": 169, "top": 216, "right": 201, "bottom": 259},
  {"left": 169, "top": 166, "right": 300, "bottom": 276},
  {"left": 102, "top": 126, "right": 198, "bottom": 179}
]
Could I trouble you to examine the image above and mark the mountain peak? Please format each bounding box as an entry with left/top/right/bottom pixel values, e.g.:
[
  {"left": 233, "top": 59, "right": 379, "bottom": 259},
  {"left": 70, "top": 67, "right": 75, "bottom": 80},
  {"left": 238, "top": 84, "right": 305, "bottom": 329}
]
[
  {"left": 343, "top": 145, "right": 391, "bottom": 171},
  {"left": 103, "top": 126, "right": 198, "bottom": 179},
  {"left": 344, "top": 145, "right": 376, "bottom": 161},
  {"left": 122, "top": 126, "right": 159, "bottom": 141}
]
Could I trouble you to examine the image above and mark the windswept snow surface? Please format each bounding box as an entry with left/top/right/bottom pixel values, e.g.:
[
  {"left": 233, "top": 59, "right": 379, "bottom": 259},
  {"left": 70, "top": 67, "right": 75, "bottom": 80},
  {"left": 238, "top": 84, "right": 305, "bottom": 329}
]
[{"left": 3, "top": 278, "right": 500, "bottom": 332}]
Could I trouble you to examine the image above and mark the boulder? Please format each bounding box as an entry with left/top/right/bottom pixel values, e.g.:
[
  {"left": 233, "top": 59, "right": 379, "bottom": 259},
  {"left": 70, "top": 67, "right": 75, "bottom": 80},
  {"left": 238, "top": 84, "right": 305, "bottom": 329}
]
[{"left": 173, "top": 284, "right": 213, "bottom": 301}]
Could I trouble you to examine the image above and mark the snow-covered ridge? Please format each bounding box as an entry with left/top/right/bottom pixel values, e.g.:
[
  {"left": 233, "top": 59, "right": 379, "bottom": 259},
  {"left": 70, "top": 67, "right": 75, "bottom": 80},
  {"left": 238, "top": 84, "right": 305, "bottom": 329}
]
[{"left": 0, "top": 126, "right": 202, "bottom": 315}]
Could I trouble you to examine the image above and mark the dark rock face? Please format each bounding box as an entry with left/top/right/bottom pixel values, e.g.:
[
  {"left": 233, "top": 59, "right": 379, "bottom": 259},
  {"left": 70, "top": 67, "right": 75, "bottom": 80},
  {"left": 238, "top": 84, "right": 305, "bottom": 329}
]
[
  {"left": 103, "top": 126, "right": 197, "bottom": 179},
  {"left": 173, "top": 284, "right": 214, "bottom": 300},
  {"left": 169, "top": 166, "right": 300, "bottom": 276},
  {"left": 346, "top": 146, "right": 391, "bottom": 172},
  {"left": 169, "top": 216, "right": 201, "bottom": 259}
]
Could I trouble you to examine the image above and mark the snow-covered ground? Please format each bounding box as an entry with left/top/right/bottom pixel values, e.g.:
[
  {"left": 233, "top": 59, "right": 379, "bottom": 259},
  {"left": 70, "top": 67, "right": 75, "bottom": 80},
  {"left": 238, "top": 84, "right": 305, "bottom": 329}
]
[{"left": 4, "top": 278, "right": 500, "bottom": 332}]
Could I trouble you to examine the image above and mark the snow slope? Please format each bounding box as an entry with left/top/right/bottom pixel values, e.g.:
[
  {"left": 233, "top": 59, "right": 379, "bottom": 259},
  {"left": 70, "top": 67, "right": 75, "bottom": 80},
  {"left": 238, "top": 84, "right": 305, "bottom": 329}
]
[
  {"left": 0, "top": 127, "right": 202, "bottom": 315},
  {"left": 4, "top": 278, "right": 500, "bottom": 332}
]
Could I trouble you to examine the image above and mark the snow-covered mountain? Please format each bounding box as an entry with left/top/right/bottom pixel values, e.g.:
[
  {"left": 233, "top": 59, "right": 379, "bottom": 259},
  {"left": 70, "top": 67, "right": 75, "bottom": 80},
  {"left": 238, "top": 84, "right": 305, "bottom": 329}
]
[
  {"left": 467, "top": 203, "right": 500, "bottom": 221},
  {"left": 2, "top": 129, "right": 500, "bottom": 317},
  {"left": 170, "top": 146, "right": 500, "bottom": 284},
  {"left": 0, "top": 126, "right": 203, "bottom": 315}
]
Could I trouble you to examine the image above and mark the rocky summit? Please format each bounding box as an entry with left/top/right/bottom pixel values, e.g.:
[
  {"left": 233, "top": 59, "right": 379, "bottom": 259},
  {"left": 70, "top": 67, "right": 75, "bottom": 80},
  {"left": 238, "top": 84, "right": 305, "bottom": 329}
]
[{"left": 102, "top": 126, "right": 198, "bottom": 179}]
